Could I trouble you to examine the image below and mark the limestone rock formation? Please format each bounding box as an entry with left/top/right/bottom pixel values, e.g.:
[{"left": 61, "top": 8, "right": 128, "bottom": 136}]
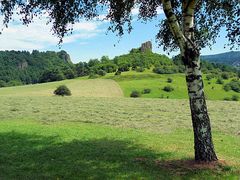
[
  {"left": 140, "top": 41, "right": 152, "bottom": 53},
  {"left": 57, "top": 50, "right": 72, "bottom": 64},
  {"left": 18, "top": 60, "right": 28, "bottom": 70}
]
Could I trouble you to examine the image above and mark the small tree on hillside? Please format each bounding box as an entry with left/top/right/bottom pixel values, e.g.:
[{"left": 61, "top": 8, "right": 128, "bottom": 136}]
[{"left": 54, "top": 85, "right": 71, "bottom": 96}]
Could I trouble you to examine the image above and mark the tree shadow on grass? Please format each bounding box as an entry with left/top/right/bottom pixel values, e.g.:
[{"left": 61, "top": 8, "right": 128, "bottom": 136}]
[{"left": 0, "top": 132, "right": 236, "bottom": 179}]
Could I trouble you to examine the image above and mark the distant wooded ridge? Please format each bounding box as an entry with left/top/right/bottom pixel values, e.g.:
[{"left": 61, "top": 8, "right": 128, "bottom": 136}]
[
  {"left": 201, "top": 51, "right": 240, "bottom": 67},
  {"left": 0, "top": 49, "right": 239, "bottom": 88}
]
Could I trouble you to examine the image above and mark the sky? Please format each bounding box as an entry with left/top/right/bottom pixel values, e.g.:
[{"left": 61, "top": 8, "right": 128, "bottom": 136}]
[{"left": 0, "top": 8, "right": 235, "bottom": 63}]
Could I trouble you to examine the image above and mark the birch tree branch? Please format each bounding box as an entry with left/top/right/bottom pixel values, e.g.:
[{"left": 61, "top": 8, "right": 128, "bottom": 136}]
[{"left": 161, "top": 0, "right": 186, "bottom": 52}]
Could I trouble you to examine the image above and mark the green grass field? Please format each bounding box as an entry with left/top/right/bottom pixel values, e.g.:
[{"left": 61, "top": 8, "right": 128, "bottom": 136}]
[
  {"left": 0, "top": 72, "right": 239, "bottom": 179},
  {"left": 105, "top": 70, "right": 239, "bottom": 100}
]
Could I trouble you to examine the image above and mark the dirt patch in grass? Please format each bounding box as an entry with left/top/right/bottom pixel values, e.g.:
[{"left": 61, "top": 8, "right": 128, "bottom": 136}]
[
  {"left": 155, "top": 159, "right": 229, "bottom": 170},
  {"left": 134, "top": 157, "right": 236, "bottom": 176}
]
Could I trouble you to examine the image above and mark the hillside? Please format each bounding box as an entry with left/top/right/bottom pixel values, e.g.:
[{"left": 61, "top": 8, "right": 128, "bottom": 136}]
[
  {"left": 0, "top": 70, "right": 239, "bottom": 101},
  {"left": 201, "top": 51, "right": 240, "bottom": 67},
  {"left": 1, "top": 48, "right": 239, "bottom": 89},
  {"left": 0, "top": 78, "right": 123, "bottom": 97},
  {"left": 105, "top": 71, "right": 240, "bottom": 101},
  {"left": 0, "top": 50, "right": 73, "bottom": 86}
]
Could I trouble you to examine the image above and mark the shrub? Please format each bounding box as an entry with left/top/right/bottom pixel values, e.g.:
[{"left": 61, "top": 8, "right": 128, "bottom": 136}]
[
  {"left": 163, "top": 85, "right": 174, "bottom": 92},
  {"left": 130, "top": 90, "right": 141, "bottom": 98},
  {"left": 88, "top": 73, "right": 99, "bottom": 79},
  {"left": 7, "top": 80, "right": 23, "bottom": 86},
  {"left": 0, "top": 80, "right": 7, "bottom": 88},
  {"left": 224, "top": 79, "right": 240, "bottom": 93},
  {"left": 54, "top": 85, "right": 71, "bottom": 96},
  {"left": 142, "top": 88, "right": 151, "bottom": 94},
  {"left": 131, "top": 67, "right": 136, "bottom": 71},
  {"left": 223, "top": 97, "right": 231, "bottom": 101},
  {"left": 153, "top": 66, "right": 177, "bottom": 74},
  {"left": 97, "top": 69, "right": 107, "bottom": 76},
  {"left": 115, "top": 71, "right": 121, "bottom": 76},
  {"left": 206, "top": 74, "right": 214, "bottom": 81},
  {"left": 216, "top": 78, "right": 224, "bottom": 84},
  {"left": 232, "top": 95, "right": 239, "bottom": 101},
  {"left": 230, "top": 80, "right": 240, "bottom": 93},
  {"left": 221, "top": 72, "right": 230, "bottom": 80},
  {"left": 62, "top": 67, "right": 76, "bottom": 79},
  {"left": 223, "top": 84, "right": 231, "bottom": 92},
  {"left": 40, "top": 68, "right": 65, "bottom": 83},
  {"left": 167, "top": 78, "right": 173, "bottom": 83},
  {"left": 136, "top": 67, "right": 145, "bottom": 72}
]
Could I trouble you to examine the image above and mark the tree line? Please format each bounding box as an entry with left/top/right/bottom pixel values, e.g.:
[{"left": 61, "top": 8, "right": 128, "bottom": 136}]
[{"left": 0, "top": 49, "right": 239, "bottom": 88}]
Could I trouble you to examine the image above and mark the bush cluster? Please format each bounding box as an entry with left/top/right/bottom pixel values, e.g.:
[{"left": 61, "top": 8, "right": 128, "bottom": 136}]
[
  {"left": 130, "top": 90, "right": 141, "bottom": 98},
  {"left": 115, "top": 71, "right": 121, "bottom": 76},
  {"left": 224, "top": 95, "right": 239, "bottom": 101},
  {"left": 136, "top": 67, "right": 145, "bottom": 72},
  {"left": 216, "top": 78, "right": 224, "bottom": 84},
  {"left": 163, "top": 85, "right": 174, "bottom": 92},
  {"left": 221, "top": 72, "right": 230, "bottom": 80},
  {"left": 142, "top": 88, "right": 151, "bottom": 94},
  {"left": 97, "top": 70, "right": 107, "bottom": 76},
  {"left": 167, "top": 78, "right": 173, "bottom": 83},
  {"left": 54, "top": 85, "right": 71, "bottom": 96},
  {"left": 223, "top": 79, "right": 240, "bottom": 93},
  {"left": 206, "top": 74, "right": 215, "bottom": 81},
  {"left": 88, "top": 73, "right": 99, "bottom": 79},
  {"left": 153, "top": 66, "right": 178, "bottom": 74}
]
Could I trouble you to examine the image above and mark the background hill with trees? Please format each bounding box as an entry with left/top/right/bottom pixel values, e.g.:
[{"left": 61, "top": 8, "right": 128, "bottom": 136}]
[
  {"left": 0, "top": 50, "right": 75, "bottom": 87},
  {"left": 0, "top": 44, "right": 239, "bottom": 88},
  {"left": 0, "top": 48, "right": 239, "bottom": 88},
  {"left": 201, "top": 51, "right": 240, "bottom": 67}
]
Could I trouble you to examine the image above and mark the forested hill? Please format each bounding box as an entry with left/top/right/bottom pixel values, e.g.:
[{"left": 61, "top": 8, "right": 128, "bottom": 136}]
[
  {"left": 0, "top": 50, "right": 74, "bottom": 86},
  {"left": 201, "top": 51, "right": 240, "bottom": 67},
  {"left": 0, "top": 48, "right": 239, "bottom": 88}
]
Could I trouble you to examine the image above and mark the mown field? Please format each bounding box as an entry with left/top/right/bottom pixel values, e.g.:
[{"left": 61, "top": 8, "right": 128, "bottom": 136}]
[
  {"left": 0, "top": 72, "right": 239, "bottom": 179},
  {"left": 0, "top": 78, "right": 123, "bottom": 97},
  {"left": 0, "top": 97, "right": 239, "bottom": 179}
]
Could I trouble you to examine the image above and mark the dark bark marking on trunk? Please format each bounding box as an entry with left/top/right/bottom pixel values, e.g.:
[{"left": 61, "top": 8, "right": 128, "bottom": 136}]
[
  {"left": 182, "top": 50, "right": 218, "bottom": 162},
  {"left": 190, "top": 95, "right": 218, "bottom": 162}
]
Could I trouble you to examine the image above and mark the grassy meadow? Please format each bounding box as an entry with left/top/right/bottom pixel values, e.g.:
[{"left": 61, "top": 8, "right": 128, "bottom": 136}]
[
  {"left": 105, "top": 70, "right": 240, "bottom": 100},
  {"left": 0, "top": 71, "right": 239, "bottom": 179}
]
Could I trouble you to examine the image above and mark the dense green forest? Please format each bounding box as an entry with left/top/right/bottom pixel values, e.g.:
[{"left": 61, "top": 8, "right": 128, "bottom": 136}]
[
  {"left": 0, "top": 50, "right": 74, "bottom": 87},
  {"left": 0, "top": 49, "right": 239, "bottom": 88}
]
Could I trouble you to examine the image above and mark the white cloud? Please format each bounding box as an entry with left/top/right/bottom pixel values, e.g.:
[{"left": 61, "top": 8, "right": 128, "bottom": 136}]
[
  {"left": 131, "top": 6, "right": 164, "bottom": 16},
  {"left": 132, "top": 8, "right": 139, "bottom": 16},
  {"left": 0, "top": 16, "right": 103, "bottom": 51},
  {"left": 73, "top": 22, "right": 99, "bottom": 31},
  {"left": 156, "top": 7, "right": 164, "bottom": 15}
]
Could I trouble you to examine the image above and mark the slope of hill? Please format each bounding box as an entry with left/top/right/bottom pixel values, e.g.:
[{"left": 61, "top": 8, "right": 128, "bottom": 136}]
[
  {"left": 0, "top": 70, "right": 238, "bottom": 100},
  {"left": 0, "top": 78, "right": 123, "bottom": 97},
  {"left": 201, "top": 51, "right": 240, "bottom": 67},
  {"left": 104, "top": 71, "right": 239, "bottom": 100}
]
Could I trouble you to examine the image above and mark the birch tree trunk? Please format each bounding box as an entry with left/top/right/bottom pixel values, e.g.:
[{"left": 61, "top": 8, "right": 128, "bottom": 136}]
[
  {"left": 162, "top": 0, "right": 218, "bottom": 162},
  {"left": 183, "top": 47, "right": 218, "bottom": 161}
]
